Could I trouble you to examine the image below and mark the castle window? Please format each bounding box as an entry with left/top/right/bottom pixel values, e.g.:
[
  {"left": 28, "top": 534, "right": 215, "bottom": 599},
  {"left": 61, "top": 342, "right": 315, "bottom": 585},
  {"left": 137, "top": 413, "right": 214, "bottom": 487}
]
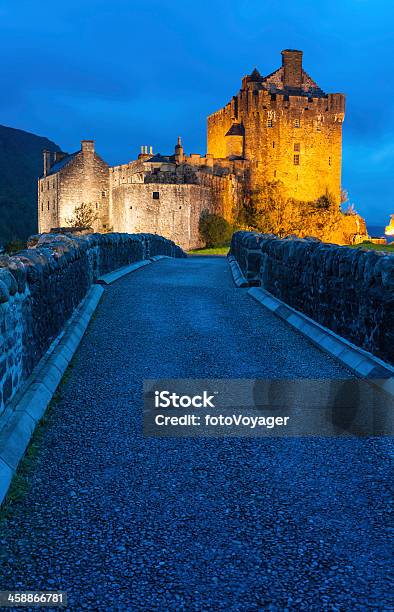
[
  {"left": 273, "top": 170, "right": 277, "bottom": 177},
  {"left": 41, "top": 203, "right": 43, "bottom": 212},
  {"left": 293, "top": 119, "right": 300, "bottom": 128},
  {"left": 329, "top": 156, "right": 332, "bottom": 166},
  {"left": 272, "top": 142, "right": 275, "bottom": 148},
  {"left": 40, "top": 183, "right": 43, "bottom": 192},
  {"left": 179, "top": 206, "right": 182, "bottom": 210},
  {"left": 294, "top": 143, "right": 300, "bottom": 152},
  {"left": 266, "top": 119, "right": 273, "bottom": 128},
  {"left": 102, "top": 191, "right": 107, "bottom": 197},
  {"left": 293, "top": 155, "right": 300, "bottom": 165},
  {"left": 152, "top": 191, "right": 160, "bottom": 200},
  {"left": 96, "top": 203, "right": 99, "bottom": 209},
  {"left": 47, "top": 202, "right": 50, "bottom": 210}
]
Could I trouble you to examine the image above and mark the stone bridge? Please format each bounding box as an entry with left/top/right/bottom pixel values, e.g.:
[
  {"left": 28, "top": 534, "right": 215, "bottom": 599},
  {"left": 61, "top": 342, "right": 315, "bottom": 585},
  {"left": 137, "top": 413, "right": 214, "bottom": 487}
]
[{"left": 0, "top": 232, "right": 392, "bottom": 610}]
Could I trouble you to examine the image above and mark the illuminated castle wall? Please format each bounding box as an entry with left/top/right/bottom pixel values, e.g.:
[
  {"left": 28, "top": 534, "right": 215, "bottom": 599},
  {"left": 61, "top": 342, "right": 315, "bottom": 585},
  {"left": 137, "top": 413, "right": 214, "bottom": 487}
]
[
  {"left": 38, "top": 49, "right": 366, "bottom": 247},
  {"left": 207, "top": 49, "right": 345, "bottom": 205}
]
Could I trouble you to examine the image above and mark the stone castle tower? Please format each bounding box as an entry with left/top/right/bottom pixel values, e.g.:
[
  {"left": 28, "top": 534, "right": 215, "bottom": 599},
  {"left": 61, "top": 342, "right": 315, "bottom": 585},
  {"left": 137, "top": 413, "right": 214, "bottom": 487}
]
[{"left": 207, "top": 49, "right": 345, "bottom": 204}]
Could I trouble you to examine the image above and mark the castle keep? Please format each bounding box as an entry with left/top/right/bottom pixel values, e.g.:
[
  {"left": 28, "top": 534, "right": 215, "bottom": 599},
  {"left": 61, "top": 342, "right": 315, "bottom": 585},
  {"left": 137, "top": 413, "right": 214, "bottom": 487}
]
[
  {"left": 38, "top": 50, "right": 364, "bottom": 249},
  {"left": 208, "top": 49, "right": 345, "bottom": 204}
]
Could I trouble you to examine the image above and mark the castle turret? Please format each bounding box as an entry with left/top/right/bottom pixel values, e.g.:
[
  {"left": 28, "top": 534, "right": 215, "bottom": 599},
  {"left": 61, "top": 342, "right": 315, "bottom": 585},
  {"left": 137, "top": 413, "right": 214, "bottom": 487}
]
[
  {"left": 242, "top": 68, "right": 262, "bottom": 90},
  {"left": 174, "top": 136, "right": 184, "bottom": 164}
]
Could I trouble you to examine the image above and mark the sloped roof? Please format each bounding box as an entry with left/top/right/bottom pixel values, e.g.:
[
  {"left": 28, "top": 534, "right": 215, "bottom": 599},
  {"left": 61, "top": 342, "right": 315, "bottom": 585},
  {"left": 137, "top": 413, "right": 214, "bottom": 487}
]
[
  {"left": 46, "top": 151, "right": 79, "bottom": 176},
  {"left": 144, "top": 154, "right": 176, "bottom": 164},
  {"left": 262, "top": 66, "right": 326, "bottom": 96},
  {"left": 225, "top": 123, "right": 245, "bottom": 137},
  {"left": 244, "top": 65, "right": 326, "bottom": 97}
]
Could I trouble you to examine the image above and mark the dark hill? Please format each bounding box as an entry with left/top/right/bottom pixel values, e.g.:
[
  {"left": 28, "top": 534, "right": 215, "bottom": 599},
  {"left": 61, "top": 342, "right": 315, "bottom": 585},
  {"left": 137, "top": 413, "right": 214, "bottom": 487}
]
[{"left": 0, "top": 124, "right": 60, "bottom": 245}]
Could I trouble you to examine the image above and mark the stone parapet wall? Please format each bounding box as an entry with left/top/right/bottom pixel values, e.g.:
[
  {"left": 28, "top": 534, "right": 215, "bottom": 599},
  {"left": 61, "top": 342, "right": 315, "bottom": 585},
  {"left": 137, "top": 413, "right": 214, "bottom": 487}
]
[
  {"left": 229, "top": 231, "right": 276, "bottom": 284},
  {"left": 0, "top": 232, "right": 185, "bottom": 414},
  {"left": 230, "top": 231, "right": 394, "bottom": 364}
]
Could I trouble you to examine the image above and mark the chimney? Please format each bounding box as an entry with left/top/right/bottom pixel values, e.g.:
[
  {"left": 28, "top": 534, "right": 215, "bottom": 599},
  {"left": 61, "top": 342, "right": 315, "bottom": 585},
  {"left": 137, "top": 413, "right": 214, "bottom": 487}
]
[
  {"left": 281, "top": 49, "right": 303, "bottom": 89},
  {"left": 81, "top": 140, "right": 95, "bottom": 155},
  {"left": 43, "top": 150, "right": 51, "bottom": 176},
  {"left": 53, "top": 151, "right": 68, "bottom": 164},
  {"left": 138, "top": 145, "right": 153, "bottom": 160}
]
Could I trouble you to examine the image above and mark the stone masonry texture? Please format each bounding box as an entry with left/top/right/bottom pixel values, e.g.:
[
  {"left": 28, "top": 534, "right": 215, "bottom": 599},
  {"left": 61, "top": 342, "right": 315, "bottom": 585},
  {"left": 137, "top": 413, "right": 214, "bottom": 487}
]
[
  {"left": 0, "top": 232, "right": 185, "bottom": 415},
  {"left": 38, "top": 50, "right": 367, "bottom": 249},
  {"left": 207, "top": 50, "right": 344, "bottom": 205},
  {"left": 230, "top": 231, "right": 394, "bottom": 364}
]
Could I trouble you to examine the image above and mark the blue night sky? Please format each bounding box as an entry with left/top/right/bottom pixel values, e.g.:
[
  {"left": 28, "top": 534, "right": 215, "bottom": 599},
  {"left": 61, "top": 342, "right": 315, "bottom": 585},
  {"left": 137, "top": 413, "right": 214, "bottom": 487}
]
[{"left": 0, "top": 0, "right": 392, "bottom": 225}]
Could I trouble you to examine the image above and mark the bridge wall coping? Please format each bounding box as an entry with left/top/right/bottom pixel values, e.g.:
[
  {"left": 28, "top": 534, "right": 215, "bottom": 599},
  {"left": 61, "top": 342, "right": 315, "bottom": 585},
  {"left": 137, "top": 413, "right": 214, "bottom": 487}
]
[{"left": 230, "top": 231, "right": 394, "bottom": 365}]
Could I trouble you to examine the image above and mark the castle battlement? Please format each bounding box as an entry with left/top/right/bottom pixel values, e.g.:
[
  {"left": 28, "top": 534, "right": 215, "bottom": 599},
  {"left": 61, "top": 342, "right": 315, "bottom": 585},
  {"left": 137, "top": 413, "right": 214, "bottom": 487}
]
[{"left": 207, "top": 49, "right": 345, "bottom": 203}]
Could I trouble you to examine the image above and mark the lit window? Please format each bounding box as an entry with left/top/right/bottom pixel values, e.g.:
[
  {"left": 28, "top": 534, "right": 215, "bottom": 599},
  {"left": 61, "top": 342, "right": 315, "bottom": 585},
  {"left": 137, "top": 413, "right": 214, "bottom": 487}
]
[
  {"left": 267, "top": 119, "right": 273, "bottom": 128},
  {"left": 293, "top": 155, "right": 300, "bottom": 165},
  {"left": 152, "top": 192, "right": 160, "bottom": 199},
  {"left": 294, "top": 143, "right": 300, "bottom": 152},
  {"left": 294, "top": 119, "right": 300, "bottom": 128}
]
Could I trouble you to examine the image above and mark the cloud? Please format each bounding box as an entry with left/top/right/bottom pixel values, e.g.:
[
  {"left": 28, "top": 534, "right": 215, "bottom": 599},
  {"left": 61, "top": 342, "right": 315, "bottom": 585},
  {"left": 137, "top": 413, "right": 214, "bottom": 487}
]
[{"left": 0, "top": 0, "right": 393, "bottom": 223}]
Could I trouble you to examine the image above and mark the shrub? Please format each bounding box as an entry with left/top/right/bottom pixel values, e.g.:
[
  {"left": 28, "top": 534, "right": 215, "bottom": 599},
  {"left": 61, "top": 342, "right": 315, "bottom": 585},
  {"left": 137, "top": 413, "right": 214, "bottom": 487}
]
[
  {"left": 199, "top": 212, "right": 234, "bottom": 247},
  {"left": 66, "top": 202, "right": 99, "bottom": 229},
  {"left": 6, "top": 239, "right": 25, "bottom": 254}
]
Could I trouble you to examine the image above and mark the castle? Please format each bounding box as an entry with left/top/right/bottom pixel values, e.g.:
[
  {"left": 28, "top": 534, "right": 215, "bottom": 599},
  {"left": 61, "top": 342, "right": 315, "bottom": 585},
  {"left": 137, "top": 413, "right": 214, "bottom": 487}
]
[{"left": 38, "top": 49, "right": 365, "bottom": 249}]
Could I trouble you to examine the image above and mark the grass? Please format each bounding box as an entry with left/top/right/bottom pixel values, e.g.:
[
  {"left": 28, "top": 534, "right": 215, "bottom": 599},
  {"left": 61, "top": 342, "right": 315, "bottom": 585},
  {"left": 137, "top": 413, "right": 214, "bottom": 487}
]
[
  {"left": 0, "top": 361, "right": 75, "bottom": 521},
  {"left": 351, "top": 241, "right": 394, "bottom": 254},
  {"left": 189, "top": 242, "right": 393, "bottom": 256},
  {"left": 188, "top": 246, "right": 230, "bottom": 255},
  {"left": 0, "top": 415, "right": 52, "bottom": 519}
]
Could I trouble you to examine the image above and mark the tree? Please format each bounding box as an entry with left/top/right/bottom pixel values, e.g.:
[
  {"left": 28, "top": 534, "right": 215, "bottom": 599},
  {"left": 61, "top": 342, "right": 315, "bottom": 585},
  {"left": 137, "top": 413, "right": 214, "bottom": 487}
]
[
  {"left": 246, "top": 181, "right": 290, "bottom": 237},
  {"left": 341, "top": 189, "right": 349, "bottom": 205},
  {"left": 66, "top": 202, "right": 99, "bottom": 229},
  {"left": 199, "top": 212, "right": 234, "bottom": 247}
]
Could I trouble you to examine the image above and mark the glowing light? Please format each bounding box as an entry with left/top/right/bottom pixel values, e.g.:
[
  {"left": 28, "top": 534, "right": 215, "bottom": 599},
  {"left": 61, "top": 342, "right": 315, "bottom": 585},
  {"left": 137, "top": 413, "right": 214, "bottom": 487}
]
[{"left": 385, "top": 214, "right": 394, "bottom": 236}]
